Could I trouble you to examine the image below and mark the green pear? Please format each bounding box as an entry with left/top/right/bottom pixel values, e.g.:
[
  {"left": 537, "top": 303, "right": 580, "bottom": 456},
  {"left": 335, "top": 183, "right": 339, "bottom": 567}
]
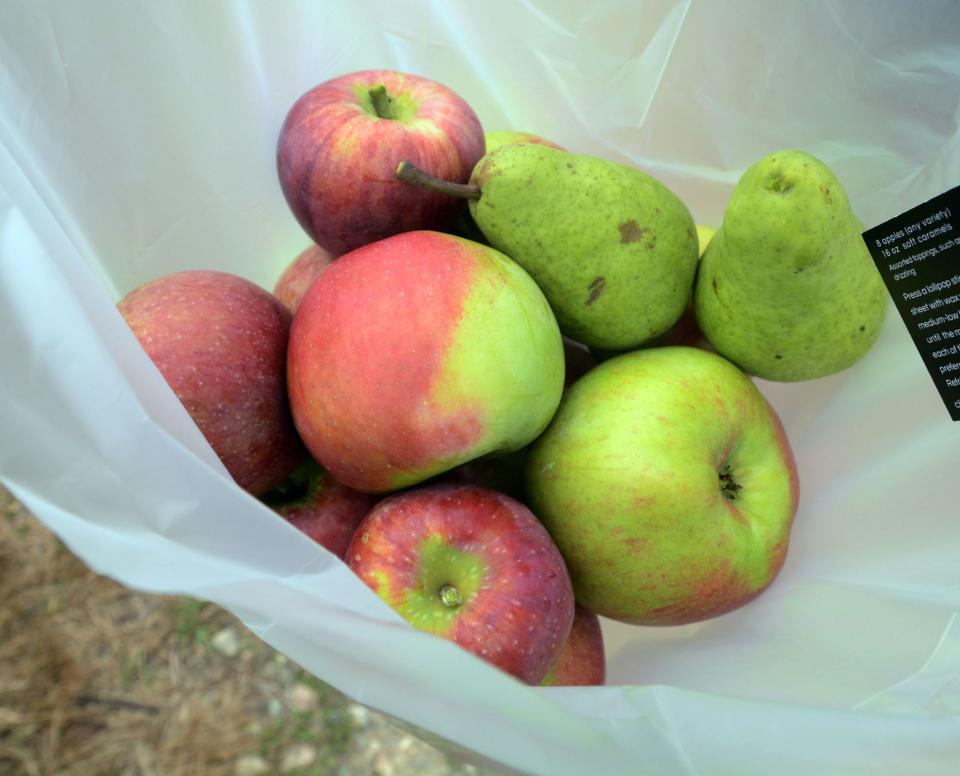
[
  {"left": 397, "top": 146, "right": 700, "bottom": 350},
  {"left": 694, "top": 150, "right": 887, "bottom": 381},
  {"left": 473, "top": 145, "right": 699, "bottom": 349}
]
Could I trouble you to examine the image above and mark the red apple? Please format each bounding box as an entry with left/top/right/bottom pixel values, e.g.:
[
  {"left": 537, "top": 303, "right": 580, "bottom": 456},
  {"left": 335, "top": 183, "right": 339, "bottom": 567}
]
[
  {"left": 277, "top": 69, "right": 485, "bottom": 255},
  {"left": 287, "top": 230, "right": 565, "bottom": 494},
  {"left": 344, "top": 484, "right": 575, "bottom": 684},
  {"left": 273, "top": 244, "right": 336, "bottom": 314},
  {"left": 117, "top": 270, "right": 304, "bottom": 496},
  {"left": 539, "top": 604, "right": 606, "bottom": 687},
  {"left": 262, "top": 458, "right": 379, "bottom": 559}
]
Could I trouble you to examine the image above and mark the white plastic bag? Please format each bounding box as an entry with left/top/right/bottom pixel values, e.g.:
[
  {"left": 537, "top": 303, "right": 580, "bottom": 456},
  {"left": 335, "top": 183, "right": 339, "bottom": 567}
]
[{"left": 2, "top": 2, "right": 959, "bottom": 773}]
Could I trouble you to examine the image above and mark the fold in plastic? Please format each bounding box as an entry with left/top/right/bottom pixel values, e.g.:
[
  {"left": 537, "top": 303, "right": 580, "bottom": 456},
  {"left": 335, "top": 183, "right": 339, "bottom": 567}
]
[{"left": 2, "top": 2, "right": 959, "bottom": 774}]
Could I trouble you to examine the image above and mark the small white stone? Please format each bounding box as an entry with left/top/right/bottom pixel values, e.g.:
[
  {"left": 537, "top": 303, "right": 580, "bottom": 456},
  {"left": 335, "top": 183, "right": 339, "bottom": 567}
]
[
  {"left": 280, "top": 743, "right": 317, "bottom": 772},
  {"left": 211, "top": 627, "right": 241, "bottom": 658},
  {"left": 347, "top": 702, "right": 370, "bottom": 727},
  {"left": 268, "top": 698, "right": 284, "bottom": 718},
  {"left": 373, "top": 753, "right": 396, "bottom": 776},
  {"left": 234, "top": 754, "right": 270, "bottom": 776},
  {"left": 286, "top": 682, "right": 319, "bottom": 713}
]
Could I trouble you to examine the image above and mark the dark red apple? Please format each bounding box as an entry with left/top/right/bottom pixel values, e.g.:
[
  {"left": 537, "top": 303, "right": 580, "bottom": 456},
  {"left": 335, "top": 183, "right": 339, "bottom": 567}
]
[
  {"left": 277, "top": 69, "right": 485, "bottom": 255},
  {"left": 344, "top": 484, "right": 575, "bottom": 684},
  {"left": 262, "top": 458, "right": 379, "bottom": 559},
  {"left": 117, "top": 270, "right": 304, "bottom": 496},
  {"left": 539, "top": 604, "right": 606, "bottom": 686},
  {"left": 273, "top": 244, "right": 336, "bottom": 314}
]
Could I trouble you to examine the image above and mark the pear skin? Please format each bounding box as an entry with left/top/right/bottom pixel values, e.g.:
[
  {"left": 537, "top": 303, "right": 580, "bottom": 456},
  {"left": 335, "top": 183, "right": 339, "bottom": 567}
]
[
  {"left": 469, "top": 144, "right": 699, "bottom": 350},
  {"left": 694, "top": 150, "right": 887, "bottom": 381}
]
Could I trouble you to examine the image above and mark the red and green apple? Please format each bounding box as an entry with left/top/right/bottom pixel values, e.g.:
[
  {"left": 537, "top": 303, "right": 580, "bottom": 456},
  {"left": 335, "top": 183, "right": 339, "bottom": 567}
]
[
  {"left": 287, "top": 230, "right": 565, "bottom": 493},
  {"left": 344, "top": 484, "right": 575, "bottom": 684}
]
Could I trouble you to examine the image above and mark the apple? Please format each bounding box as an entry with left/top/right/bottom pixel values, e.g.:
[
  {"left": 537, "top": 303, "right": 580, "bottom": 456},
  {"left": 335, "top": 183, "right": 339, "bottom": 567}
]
[
  {"left": 526, "top": 346, "right": 799, "bottom": 626},
  {"left": 433, "top": 447, "right": 529, "bottom": 502},
  {"left": 273, "top": 244, "right": 336, "bottom": 314},
  {"left": 277, "top": 69, "right": 485, "bottom": 255},
  {"left": 287, "top": 230, "right": 565, "bottom": 494},
  {"left": 696, "top": 224, "right": 717, "bottom": 255},
  {"left": 484, "top": 130, "right": 565, "bottom": 154},
  {"left": 651, "top": 224, "right": 716, "bottom": 349},
  {"left": 344, "top": 484, "right": 575, "bottom": 684},
  {"left": 539, "top": 604, "right": 606, "bottom": 687},
  {"left": 118, "top": 270, "right": 304, "bottom": 496},
  {"left": 262, "top": 458, "right": 379, "bottom": 559},
  {"left": 562, "top": 336, "right": 597, "bottom": 388}
]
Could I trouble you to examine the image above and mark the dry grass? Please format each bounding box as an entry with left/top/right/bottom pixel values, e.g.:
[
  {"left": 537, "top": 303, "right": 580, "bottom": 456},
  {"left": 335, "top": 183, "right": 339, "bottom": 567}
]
[{"left": 0, "top": 486, "right": 489, "bottom": 776}]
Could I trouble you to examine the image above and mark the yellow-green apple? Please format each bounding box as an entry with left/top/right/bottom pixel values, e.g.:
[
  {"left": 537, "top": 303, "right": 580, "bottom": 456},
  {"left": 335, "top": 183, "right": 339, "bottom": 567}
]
[
  {"left": 696, "top": 224, "right": 717, "bottom": 255},
  {"left": 484, "top": 130, "right": 565, "bottom": 153},
  {"left": 539, "top": 604, "right": 606, "bottom": 687},
  {"left": 262, "top": 458, "right": 379, "bottom": 559},
  {"left": 118, "top": 270, "right": 304, "bottom": 496},
  {"left": 344, "top": 484, "right": 575, "bottom": 684},
  {"left": 277, "top": 69, "right": 485, "bottom": 255},
  {"left": 287, "top": 230, "right": 565, "bottom": 493},
  {"left": 273, "top": 244, "right": 336, "bottom": 314},
  {"left": 526, "top": 346, "right": 799, "bottom": 626}
]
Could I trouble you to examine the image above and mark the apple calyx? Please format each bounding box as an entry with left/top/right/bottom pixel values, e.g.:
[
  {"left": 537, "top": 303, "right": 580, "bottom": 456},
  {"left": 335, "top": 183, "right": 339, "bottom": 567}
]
[
  {"left": 718, "top": 462, "right": 743, "bottom": 500},
  {"left": 396, "top": 161, "right": 481, "bottom": 200},
  {"left": 438, "top": 583, "right": 464, "bottom": 609}
]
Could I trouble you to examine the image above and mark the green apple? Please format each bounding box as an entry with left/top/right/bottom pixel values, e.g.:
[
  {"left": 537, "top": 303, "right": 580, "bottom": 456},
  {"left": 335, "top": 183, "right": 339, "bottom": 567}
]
[{"left": 526, "top": 346, "right": 799, "bottom": 626}]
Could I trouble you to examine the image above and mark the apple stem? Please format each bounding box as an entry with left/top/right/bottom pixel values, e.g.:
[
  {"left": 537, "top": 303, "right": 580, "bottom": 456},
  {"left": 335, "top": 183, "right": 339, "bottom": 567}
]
[
  {"left": 368, "top": 84, "right": 394, "bottom": 120},
  {"left": 438, "top": 583, "right": 463, "bottom": 609},
  {"left": 396, "top": 161, "right": 482, "bottom": 200}
]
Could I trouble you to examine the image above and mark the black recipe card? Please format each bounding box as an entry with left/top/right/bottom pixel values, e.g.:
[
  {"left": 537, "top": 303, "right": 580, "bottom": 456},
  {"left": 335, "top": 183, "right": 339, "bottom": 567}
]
[{"left": 863, "top": 186, "right": 960, "bottom": 420}]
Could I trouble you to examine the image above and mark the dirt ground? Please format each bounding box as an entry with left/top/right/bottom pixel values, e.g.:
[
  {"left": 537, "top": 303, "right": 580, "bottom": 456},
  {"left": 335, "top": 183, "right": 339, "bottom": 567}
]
[{"left": 0, "top": 485, "right": 502, "bottom": 776}]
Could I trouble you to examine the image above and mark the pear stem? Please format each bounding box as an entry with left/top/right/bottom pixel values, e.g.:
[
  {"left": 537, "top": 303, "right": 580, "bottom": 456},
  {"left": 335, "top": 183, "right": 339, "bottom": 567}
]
[{"left": 396, "top": 161, "right": 481, "bottom": 200}]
